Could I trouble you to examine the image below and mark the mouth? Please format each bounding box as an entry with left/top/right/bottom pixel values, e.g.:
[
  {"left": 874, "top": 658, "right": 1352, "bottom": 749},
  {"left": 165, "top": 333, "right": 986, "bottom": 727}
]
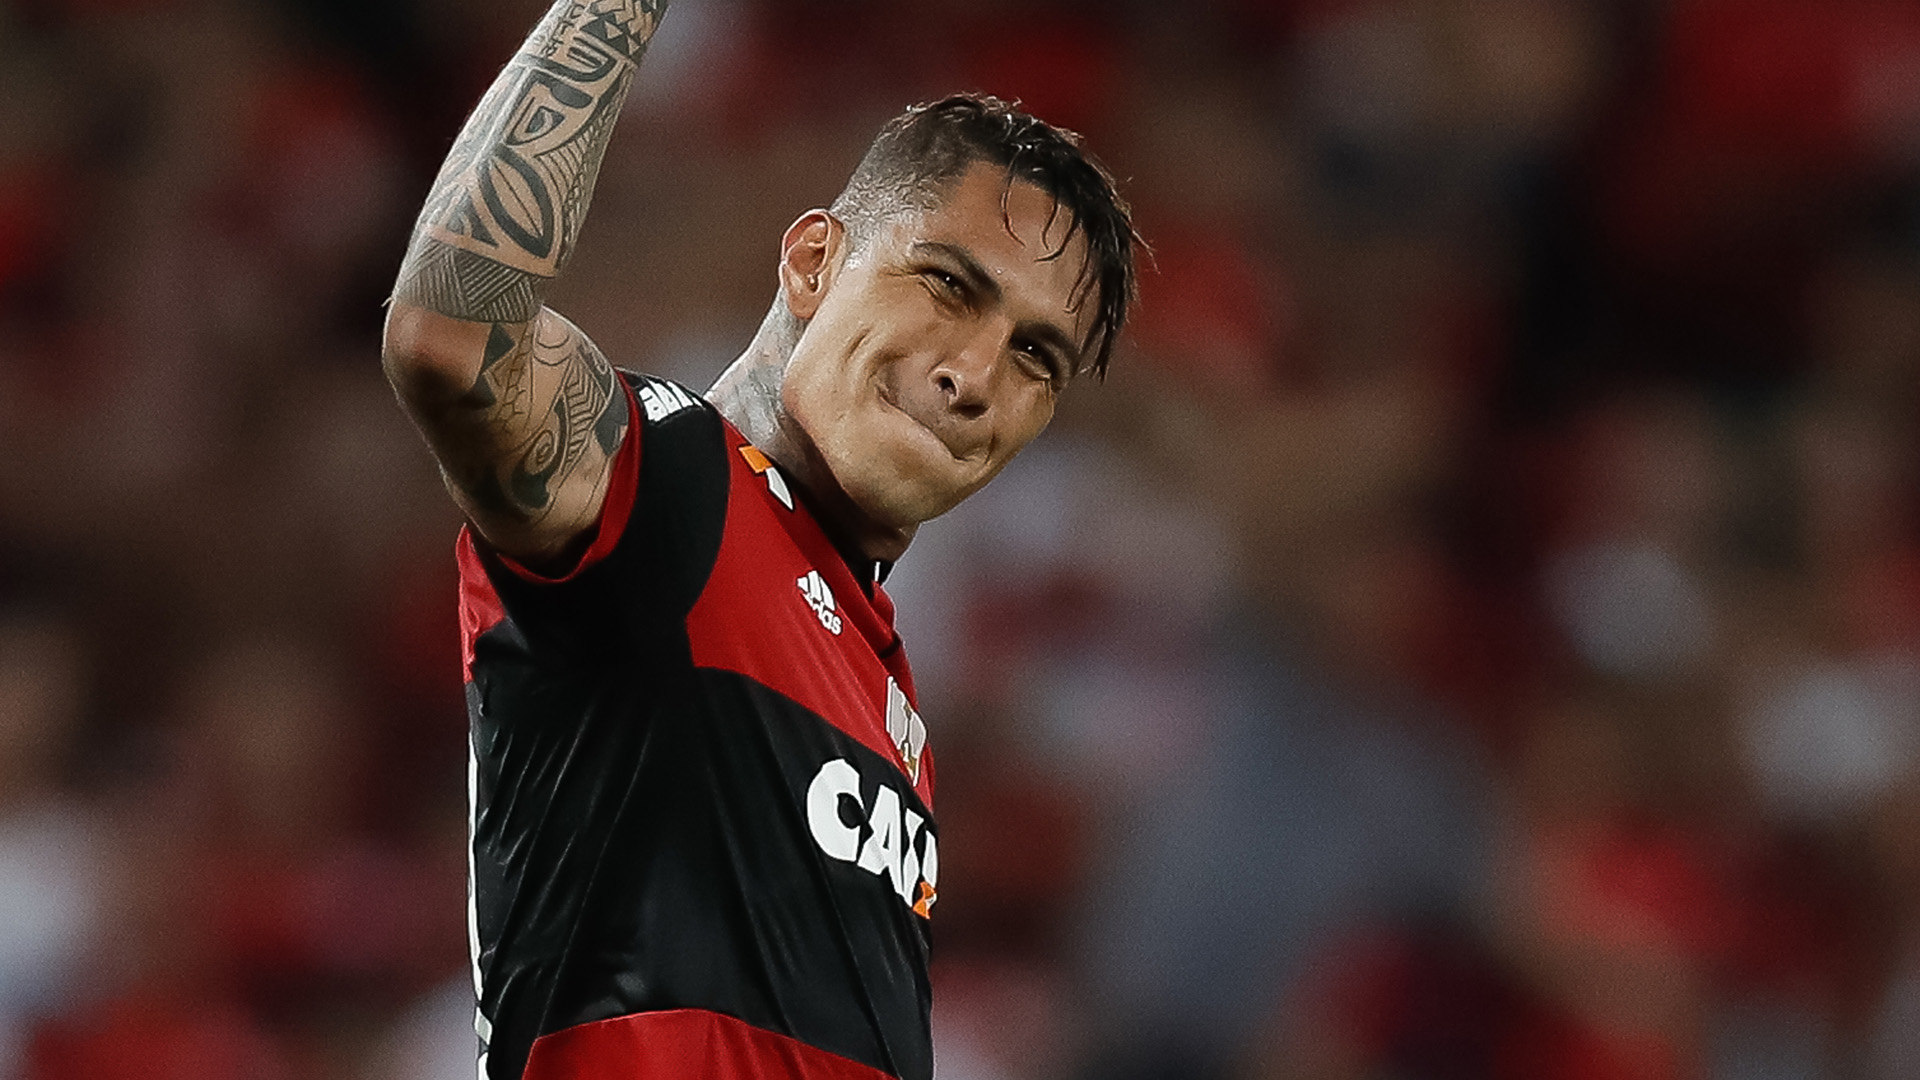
[{"left": 876, "top": 383, "right": 973, "bottom": 464}]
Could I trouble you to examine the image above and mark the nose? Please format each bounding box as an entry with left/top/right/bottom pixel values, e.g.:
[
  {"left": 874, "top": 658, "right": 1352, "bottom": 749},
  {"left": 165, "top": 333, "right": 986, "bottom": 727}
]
[{"left": 929, "top": 321, "right": 1005, "bottom": 419}]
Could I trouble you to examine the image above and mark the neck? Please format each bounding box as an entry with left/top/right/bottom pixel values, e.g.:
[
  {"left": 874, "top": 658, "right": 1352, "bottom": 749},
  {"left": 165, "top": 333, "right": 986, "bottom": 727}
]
[{"left": 706, "top": 309, "right": 916, "bottom": 564}]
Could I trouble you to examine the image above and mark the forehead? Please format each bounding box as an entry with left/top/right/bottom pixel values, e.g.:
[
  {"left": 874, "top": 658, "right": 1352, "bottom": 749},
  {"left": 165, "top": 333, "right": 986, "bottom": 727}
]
[{"left": 875, "top": 164, "right": 1095, "bottom": 339}]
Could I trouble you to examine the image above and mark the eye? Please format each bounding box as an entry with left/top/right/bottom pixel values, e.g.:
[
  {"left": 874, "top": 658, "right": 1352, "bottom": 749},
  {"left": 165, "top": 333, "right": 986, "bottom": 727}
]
[
  {"left": 1011, "top": 339, "right": 1060, "bottom": 384},
  {"left": 917, "top": 267, "right": 975, "bottom": 307}
]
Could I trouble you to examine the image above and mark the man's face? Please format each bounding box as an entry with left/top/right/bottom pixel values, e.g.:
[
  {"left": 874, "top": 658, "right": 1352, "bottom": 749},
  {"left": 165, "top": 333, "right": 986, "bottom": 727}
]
[{"left": 779, "top": 163, "right": 1093, "bottom": 542}]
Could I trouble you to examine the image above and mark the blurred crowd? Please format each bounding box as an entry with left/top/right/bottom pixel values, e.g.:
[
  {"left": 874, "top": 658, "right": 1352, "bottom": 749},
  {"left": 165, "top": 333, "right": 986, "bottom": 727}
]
[{"left": 4, "top": 0, "right": 1920, "bottom": 1077}]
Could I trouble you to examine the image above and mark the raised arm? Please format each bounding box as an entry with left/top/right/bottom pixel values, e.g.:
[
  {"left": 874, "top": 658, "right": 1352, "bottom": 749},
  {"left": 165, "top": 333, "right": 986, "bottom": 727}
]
[{"left": 383, "top": 1, "right": 668, "bottom": 565}]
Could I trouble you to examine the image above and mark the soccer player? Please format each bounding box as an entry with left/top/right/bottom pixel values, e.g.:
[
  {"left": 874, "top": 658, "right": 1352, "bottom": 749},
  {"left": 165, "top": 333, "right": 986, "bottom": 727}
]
[{"left": 380, "top": 3, "right": 1139, "bottom": 1078}]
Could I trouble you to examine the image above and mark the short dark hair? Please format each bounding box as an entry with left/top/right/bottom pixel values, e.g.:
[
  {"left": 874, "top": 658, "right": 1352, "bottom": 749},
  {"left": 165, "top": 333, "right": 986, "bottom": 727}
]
[{"left": 830, "top": 94, "right": 1141, "bottom": 379}]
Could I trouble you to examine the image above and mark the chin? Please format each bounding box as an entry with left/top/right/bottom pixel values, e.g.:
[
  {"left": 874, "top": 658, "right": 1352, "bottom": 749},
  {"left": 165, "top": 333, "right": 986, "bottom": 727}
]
[
  {"left": 842, "top": 449, "right": 988, "bottom": 529},
  {"left": 841, "top": 471, "right": 955, "bottom": 531},
  {"left": 820, "top": 422, "right": 957, "bottom": 519}
]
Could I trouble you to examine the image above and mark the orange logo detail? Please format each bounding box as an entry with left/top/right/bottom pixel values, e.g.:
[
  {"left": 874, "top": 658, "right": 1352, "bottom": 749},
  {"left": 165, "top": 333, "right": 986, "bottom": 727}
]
[{"left": 738, "top": 445, "right": 793, "bottom": 509}]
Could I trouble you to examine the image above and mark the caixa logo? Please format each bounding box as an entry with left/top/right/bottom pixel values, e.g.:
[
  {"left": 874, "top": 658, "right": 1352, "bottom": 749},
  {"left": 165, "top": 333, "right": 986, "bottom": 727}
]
[{"left": 807, "top": 759, "right": 938, "bottom": 918}]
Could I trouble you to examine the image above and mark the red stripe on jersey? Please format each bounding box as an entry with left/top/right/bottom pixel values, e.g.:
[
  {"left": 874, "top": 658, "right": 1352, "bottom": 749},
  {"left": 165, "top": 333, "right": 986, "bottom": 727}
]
[
  {"left": 457, "top": 530, "right": 505, "bottom": 684},
  {"left": 520, "top": 1009, "right": 896, "bottom": 1080},
  {"left": 687, "top": 429, "right": 935, "bottom": 806},
  {"left": 867, "top": 585, "right": 934, "bottom": 798}
]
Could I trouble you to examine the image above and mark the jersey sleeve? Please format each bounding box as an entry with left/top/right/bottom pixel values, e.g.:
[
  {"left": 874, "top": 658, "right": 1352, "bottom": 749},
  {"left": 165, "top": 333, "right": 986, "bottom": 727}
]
[
  {"left": 457, "top": 371, "right": 731, "bottom": 674},
  {"left": 485, "top": 373, "right": 646, "bottom": 588}
]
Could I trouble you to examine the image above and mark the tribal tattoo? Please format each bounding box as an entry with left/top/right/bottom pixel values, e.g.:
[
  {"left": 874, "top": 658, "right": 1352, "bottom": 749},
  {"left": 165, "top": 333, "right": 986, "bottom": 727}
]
[
  {"left": 390, "top": 0, "right": 662, "bottom": 543},
  {"left": 447, "top": 315, "right": 628, "bottom": 534},
  {"left": 395, "top": 0, "right": 669, "bottom": 322}
]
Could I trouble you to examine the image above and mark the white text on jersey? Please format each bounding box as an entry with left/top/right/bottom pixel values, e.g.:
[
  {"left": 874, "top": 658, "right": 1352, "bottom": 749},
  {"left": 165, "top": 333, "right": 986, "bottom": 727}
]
[
  {"left": 807, "top": 758, "right": 938, "bottom": 918},
  {"left": 638, "top": 379, "right": 700, "bottom": 422}
]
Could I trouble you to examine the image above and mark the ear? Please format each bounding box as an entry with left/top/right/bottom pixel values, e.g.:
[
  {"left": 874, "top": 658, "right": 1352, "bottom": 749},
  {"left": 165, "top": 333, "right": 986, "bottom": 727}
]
[{"left": 779, "top": 210, "right": 844, "bottom": 321}]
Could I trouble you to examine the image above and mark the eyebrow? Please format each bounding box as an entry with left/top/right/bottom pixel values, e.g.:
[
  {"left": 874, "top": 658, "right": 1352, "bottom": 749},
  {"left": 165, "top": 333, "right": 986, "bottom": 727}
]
[{"left": 909, "top": 240, "right": 1082, "bottom": 378}]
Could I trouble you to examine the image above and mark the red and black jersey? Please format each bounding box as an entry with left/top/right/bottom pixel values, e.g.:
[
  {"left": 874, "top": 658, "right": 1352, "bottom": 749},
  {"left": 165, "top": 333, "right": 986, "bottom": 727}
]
[{"left": 456, "top": 371, "right": 939, "bottom": 1080}]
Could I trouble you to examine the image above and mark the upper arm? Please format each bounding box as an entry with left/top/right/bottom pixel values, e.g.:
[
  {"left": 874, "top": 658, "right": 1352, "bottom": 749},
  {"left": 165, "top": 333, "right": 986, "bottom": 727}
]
[{"left": 383, "top": 301, "right": 632, "bottom": 566}]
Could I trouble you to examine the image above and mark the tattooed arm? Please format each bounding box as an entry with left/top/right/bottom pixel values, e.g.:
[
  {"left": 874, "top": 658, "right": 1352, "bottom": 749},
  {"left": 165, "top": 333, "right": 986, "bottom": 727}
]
[{"left": 383, "top": 0, "right": 667, "bottom": 565}]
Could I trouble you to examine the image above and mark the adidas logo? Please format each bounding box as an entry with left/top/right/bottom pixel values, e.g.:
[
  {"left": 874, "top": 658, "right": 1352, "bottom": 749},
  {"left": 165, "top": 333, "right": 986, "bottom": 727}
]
[
  {"left": 797, "top": 570, "right": 842, "bottom": 636},
  {"left": 637, "top": 379, "right": 700, "bottom": 422},
  {"left": 885, "top": 677, "right": 926, "bottom": 784}
]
